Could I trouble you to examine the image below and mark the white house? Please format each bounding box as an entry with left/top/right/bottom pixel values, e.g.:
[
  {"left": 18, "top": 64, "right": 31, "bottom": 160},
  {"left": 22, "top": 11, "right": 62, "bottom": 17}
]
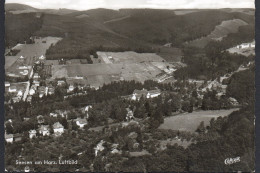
[
  {"left": 33, "top": 81, "right": 40, "bottom": 86},
  {"left": 29, "top": 130, "right": 37, "bottom": 139},
  {"left": 8, "top": 86, "right": 17, "bottom": 93},
  {"left": 5, "top": 133, "right": 13, "bottom": 143},
  {"left": 85, "top": 105, "right": 92, "bottom": 112},
  {"left": 17, "top": 90, "right": 23, "bottom": 97},
  {"left": 29, "top": 88, "right": 36, "bottom": 95},
  {"left": 33, "top": 73, "right": 40, "bottom": 79},
  {"left": 68, "top": 85, "right": 75, "bottom": 92},
  {"left": 20, "top": 56, "right": 25, "bottom": 59},
  {"left": 75, "top": 118, "right": 88, "bottom": 128},
  {"left": 53, "top": 122, "right": 64, "bottom": 136},
  {"left": 147, "top": 89, "right": 161, "bottom": 98},
  {"left": 5, "top": 82, "right": 10, "bottom": 87},
  {"left": 37, "top": 115, "right": 45, "bottom": 124}
]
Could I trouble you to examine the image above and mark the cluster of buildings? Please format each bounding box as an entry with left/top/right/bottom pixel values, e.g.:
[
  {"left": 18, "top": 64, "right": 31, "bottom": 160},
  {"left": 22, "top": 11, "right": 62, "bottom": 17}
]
[
  {"left": 130, "top": 88, "right": 161, "bottom": 101},
  {"left": 236, "top": 41, "right": 255, "bottom": 49}
]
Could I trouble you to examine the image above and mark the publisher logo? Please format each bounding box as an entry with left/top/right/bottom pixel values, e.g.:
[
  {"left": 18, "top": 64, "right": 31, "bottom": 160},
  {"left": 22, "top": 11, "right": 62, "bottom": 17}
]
[{"left": 224, "top": 157, "right": 240, "bottom": 165}]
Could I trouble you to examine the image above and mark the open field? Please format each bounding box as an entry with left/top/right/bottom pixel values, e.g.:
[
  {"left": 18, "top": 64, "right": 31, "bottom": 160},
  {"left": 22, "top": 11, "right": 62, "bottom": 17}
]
[
  {"left": 51, "top": 51, "right": 172, "bottom": 87},
  {"left": 52, "top": 62, "right": 163, "bottom": 87},
  {"left": 5, "top": 56, "right": 19, "bottom": 69},
  {"left": 159, "top": 108, "right": 239, "bottom": 132},
  {"left": 14, "top": 37, "right": 62, "bottom": 57},
  {"left": 97, "top": 51, "right": 165, "bottom": 64},
  {"left": 188, "top": 19, "right": 248, "bottom": 48}
]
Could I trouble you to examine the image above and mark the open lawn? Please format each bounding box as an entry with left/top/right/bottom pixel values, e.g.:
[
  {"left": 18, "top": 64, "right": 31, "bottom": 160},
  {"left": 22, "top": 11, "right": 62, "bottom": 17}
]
[{"left": 159, "top": 108, "right": 239, "bottom": 132}]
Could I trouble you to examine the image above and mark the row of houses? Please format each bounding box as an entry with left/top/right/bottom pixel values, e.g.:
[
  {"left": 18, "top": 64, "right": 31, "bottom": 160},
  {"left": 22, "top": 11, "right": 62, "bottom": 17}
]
[{"left": 5, "top": 122, "right": 65, "bottom": 143}]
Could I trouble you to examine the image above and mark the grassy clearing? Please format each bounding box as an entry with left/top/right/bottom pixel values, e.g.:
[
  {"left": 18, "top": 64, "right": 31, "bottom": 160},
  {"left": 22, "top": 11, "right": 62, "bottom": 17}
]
[{"left": 159, "top": 108, "right": 239, "bottom": 132}]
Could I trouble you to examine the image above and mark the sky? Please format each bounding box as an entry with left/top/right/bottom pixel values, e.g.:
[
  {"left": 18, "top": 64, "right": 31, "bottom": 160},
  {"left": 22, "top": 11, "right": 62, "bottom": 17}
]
[{"left": 6, "top": 0, "right": 255, "bottom": 10}]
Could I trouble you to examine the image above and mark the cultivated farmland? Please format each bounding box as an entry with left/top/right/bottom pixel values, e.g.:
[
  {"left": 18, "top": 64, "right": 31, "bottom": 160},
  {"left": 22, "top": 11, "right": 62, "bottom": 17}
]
[
  {"left": 159, "top": 108, "right": 239, "bottom": 132},
  {"left": 51, "top": 51, "right": 172, "bottom": 87}
]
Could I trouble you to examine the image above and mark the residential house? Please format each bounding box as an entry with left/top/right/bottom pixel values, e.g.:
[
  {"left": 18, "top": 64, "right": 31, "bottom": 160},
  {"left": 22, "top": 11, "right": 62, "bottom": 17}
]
[
  {"left": 5, "top": 133, "right": 13, "bottom": 143},
  {"left": 48, "top": 86, "right": 55, "bottom": 95},
  {"left": 131, "top": 89, "right": 148, "bottom": 100},
  {"left": 20, "top": 56, "right": 24, "bottom": 59},
  {"left": 26, "top": 95, "right": 32, "bottom": 102},
  {"left": 29, "top": 85, "right": 37, "bottom": 95},
  {"left": 33, "top": 73, "right": 40, "bottom": 79},
  {"left": 131, "top": 89, "right": 161, "bottom": 100},
  {"left": 12, "top": 97, "right": 20, "bottom": 103},
  {"left": 29, "top": 130, "right": 37, "bottom": 139},
  {"left": 5, "top": 82, "right": 10, "bottom": 87},
  {"left": 39, "top": 55, "right": 45, "bottom": 60},
  {"left": 126, "top": 108, "right": 134, "bottom": 121},
  {"left": 38, "top": 86, "right": 46, "bottom": 98},
  {"left": 147, "top": 89, "right": 161, "bottom": 98},
  {"left": 57, "top": 80, "right": 65, "bottom": 86},
  {"left": 164, "top": 43, "right": 172, "bottom": 47},
  {"left": 17, "top": 90, "right": 23, "bottom": 97},
  {"left": 68, "top": 85, "right": 75, "bottom": 92},
  {"left": 53, "top": 122, "right": 64, "bottom": 136},
  {"left": 75, "top": 118, "right": 88, "bottom": 128},
  {"left": 8, "top": 86, "right": 17, "bottom": 93},
  {"left": 94, "top": 140, "right": 105, "bottom": 156},
  {"left": 13, "top": 134, "right": 22, "bottom": 142},
  {"left": 49, "top": 113, "right": 58, "bottom": 118},
  {"left": 38, "top": 125, "right": 50, "bottom": 136},
  {"left": 33, "top": 81, "right": 40, "bottom": 86}
]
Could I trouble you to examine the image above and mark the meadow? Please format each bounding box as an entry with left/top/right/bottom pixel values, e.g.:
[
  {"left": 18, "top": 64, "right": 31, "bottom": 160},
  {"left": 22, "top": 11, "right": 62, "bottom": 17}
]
[{"left": 159, "top": 108, "right": 239, "bottom": 132}]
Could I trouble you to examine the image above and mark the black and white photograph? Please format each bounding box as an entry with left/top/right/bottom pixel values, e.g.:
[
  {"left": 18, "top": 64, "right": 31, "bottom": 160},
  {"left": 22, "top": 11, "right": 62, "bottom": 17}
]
[{"left": 3, "top": 0, "right": 255, "bottom": 172}]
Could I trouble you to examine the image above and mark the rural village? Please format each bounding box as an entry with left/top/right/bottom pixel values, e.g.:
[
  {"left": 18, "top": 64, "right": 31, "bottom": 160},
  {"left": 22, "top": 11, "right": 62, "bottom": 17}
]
[{"left": 4, "top": 4, "right": 255, "bottom": 172}]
